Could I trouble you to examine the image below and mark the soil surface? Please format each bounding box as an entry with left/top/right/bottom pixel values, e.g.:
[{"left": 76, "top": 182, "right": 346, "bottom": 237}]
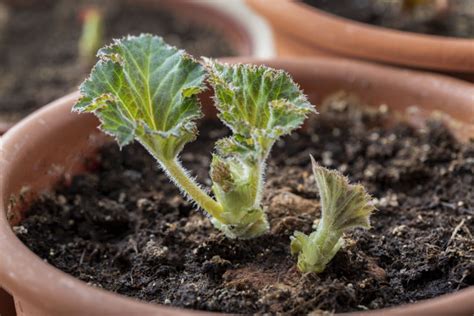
[
  {"left": 304, "top": 0, "right": 474, "bottom": 38},
  {"left": 0, "top": 0, "right": 235, "bottom": 121},
  {"left": 17, "top": 95, "right": 474, "bottom": 314}
]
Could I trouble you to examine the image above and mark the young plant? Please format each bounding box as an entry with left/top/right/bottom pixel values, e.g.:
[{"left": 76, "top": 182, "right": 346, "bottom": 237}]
[
  {"left": 73, "top": 34, "right": 314, "bottom": 239},
  {"left": 291, "top": 156, "right": 376, "bottom": 273},
  {"left": 204, "top": 58, "right": 315, "bottom": 238}
]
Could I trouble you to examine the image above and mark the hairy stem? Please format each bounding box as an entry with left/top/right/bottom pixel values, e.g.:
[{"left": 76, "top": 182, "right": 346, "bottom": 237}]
[
  {"left": 250, "top": 142, "right": 273, "bottom": 208},
  {"left": 294, "top": 222, "right": 344, "bottom": 273},
  {"left": 248, "top": 162, "right": 263, "bottom": 207},
  {"left": 140, "top": 137, "right": 225, "bottom": 223},
  {"left": 161, "top": 158, "right": 225, "bottom": 223},
  {"left": 311, "top": 222, "right": 343, "bottom": 263}
]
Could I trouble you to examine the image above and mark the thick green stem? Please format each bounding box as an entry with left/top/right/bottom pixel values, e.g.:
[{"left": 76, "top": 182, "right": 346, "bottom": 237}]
[
  {"left": 161, "top": 158, "right": 225, "bottom": 223},
  {"left": 311, "top": 223, "right": 342, "bottom": 260},
  {"left": 248, "top": 162, "right": 264, "bottom": 207},
  {"left": 293, "top": 221, "right": 344, "bottom": 273},
  {"left": 250, "top": 143, "right": 273, "bottom": 208},
  {"left": 305, "top": 225, "right": 342, "bottom": 272},
  {"left": 209, "top": 156, "right": 269, "bottom": 239}
]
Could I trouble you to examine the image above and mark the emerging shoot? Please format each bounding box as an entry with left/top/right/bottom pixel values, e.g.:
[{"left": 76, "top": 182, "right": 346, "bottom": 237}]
[
  {"left": 291, "top": 156, "right": 375, "bottom": 273},
  {"left": 78, "top": 7, "right": 104, "bottom": 66},
  {"left": 74, "top": 34, "right": 314, "bottom": 239}
]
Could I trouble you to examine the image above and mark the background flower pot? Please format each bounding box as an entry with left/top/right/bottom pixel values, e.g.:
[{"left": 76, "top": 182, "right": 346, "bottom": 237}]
[
  {"left": 0, "top": 0, "right": 274, "bottom": 135},
  {"left": 246, "top": 0, "right": 474, "bottom": 81},
  {"left": 143, "top": 0, "right": 274, "bottom": 59},
  {"left": 1, "top": 57, "right": 473, "bottom": 315}
]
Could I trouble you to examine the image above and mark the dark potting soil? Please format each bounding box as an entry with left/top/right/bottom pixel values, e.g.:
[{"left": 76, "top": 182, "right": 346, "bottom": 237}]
[
  {"left": 0, "top": 0, "right": 235, "bottom": 121},
  {"left": 16, "top": 94, "right": 473, "bottom": 314},
  {"left": 303, "top": 0, "right": 474, "bottom": 38}
]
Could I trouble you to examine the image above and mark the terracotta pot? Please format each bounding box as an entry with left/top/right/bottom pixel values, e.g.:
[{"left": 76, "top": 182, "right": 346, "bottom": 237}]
[
  {"left": 246, "top": 0, "right": 474, "bottom": 81},
  {"left": 1, "top": 57, "right": 473, "bottom": 316},
  {"left": 0, "top": 0, "right": 275, "bottom": 135}
]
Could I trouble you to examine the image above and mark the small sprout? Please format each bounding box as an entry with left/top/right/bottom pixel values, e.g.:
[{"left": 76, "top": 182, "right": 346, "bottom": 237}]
[
  {"left": 291, "top": 156, "right": 376, "bottom": 273},
  {"left": 78, "top": 7, "right": 104, "bottom": 66},
  {"left": 74, "top": 34, "right": 315, "bottom": 239}
]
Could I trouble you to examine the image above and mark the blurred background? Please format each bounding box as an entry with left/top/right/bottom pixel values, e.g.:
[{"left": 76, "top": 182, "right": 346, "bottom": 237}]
[
  {"left": 0, "top": 0, "right": 273, "bottom": 131},
  {"left": 0, "top": 0, "right": 472, "bottom": 132}
]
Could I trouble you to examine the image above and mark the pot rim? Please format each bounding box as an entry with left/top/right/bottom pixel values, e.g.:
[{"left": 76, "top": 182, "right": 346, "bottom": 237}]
[
  {"left": 1, "top": 57, "right": 473, "bottom": 315},
  {"left": 246, "top": 0, "right": 474, "bottom": 72}
]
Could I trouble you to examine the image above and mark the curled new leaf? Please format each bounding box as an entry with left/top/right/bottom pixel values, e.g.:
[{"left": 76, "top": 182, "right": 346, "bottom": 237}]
[
  {"left": 291, "top": 156, "right": 376, "bottom": 273},
  {"left": 312, "top": 158, "right": 373, "bottom": 232}
]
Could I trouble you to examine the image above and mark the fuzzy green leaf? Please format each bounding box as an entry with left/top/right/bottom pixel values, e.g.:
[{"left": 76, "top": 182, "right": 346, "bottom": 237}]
[
  {"left": 74, "top": 34, "right": 206, "bottom": 160},
  {"left": 291, "top": 156, "right": 375, "bottom": 273},
  {"left": 205, "top": 59, "right": 315, "bottom": 160},
  {"left": 311, "top": 157, "right": 374, "bottom": 231}
]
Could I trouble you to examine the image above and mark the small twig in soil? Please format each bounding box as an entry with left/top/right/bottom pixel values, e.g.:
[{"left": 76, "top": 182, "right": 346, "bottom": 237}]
[
  {"left": 461, "top": 224, "right": 472, "bottom": 240},
  {"left": 129, "top": 238, "right": 138, "bottom": 254},
  {"left": 455, "top": 270, "right": 470, "bottom": 290},
  {"left": 441, "top": 202, "right": 456, "bottom": 210},
  {"left": 79, "top": 248, "right": 86, "bottom": 266},
  {"left": 445, "top": 218, "right": 466, "bottom": 249}
]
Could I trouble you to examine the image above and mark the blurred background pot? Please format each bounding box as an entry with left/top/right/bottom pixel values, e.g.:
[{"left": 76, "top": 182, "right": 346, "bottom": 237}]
[
  {"left": 0, "top": 57, "right": 473, "bottom": 315},
  {"left": 246, "top": 0, "right": 474, "bottom": 81}
]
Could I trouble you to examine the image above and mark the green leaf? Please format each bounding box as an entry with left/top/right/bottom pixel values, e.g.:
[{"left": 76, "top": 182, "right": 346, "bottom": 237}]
[
  {"left": 290, "top": 156, "right": 375, "bottom": 273},
  {"left": 311, "top": 156, "right": 375, "bottom": 231},
  {"left": 74, "top": 34, "right": 206, "bottom": 159},
  {"left": 205, "top": 58, "right": 315, "bottom": 159}
]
